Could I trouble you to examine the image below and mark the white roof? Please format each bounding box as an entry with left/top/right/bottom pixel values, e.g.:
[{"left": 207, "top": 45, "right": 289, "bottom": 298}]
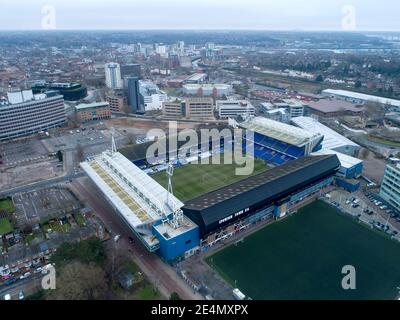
[
  {"left": 185, "top": 73, "right": 207, "bottom": 81},
  {"left": 312, "top": 149, "right": 363, "bottom": 169},
  {"left": 81, "top": 151, "right": 183, "bottom": 228},
  {"left": 183, "top": 83, "right": 232, "bottom": 89},
  {"left": 240, "top": 116, "right": 320, "bottom": 147},
  {"left": 291, "top": 116, "right": 359, "bottom": 150},
  {"left": 75, "top": 101, "right": 109, "bottom": 110},
  {"left": 322, "top": 89, "right": 400, "bottom": 107}
]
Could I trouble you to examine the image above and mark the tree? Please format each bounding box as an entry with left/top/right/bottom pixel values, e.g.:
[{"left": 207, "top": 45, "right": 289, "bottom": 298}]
[
  {"left": 75, "top": 143, "right": 84, "bottom": 163},
  {"left": 169, "top": 292, "right": 181, "bottom": 300},
  {"left": 50, "top": 238, "right": 106, "bottom": 267},
  {"left": 315, "top": 75, "right": 324, "bottom": 82},
  {"left": 56, "top": 150, "right": 63, "bottom": 162},
  {"left": 355, "top": 80, "right": 362, "bottom": 89},
  {"left": 48, "top": 261, "right": 108, "bottom": 300},
  {"left": 359, "top": 148, "right": 370, "bottom": 159}
]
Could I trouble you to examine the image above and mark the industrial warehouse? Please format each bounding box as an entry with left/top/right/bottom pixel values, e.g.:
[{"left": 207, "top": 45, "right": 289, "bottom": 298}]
[{"left": 79, "top": 116, "right": 354, "bottom": 262}]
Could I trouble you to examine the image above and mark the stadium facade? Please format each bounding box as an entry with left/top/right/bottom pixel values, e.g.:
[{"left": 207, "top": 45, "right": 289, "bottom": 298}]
[{"left": 81, "top": 117, "right": 343, "bottom": 261}]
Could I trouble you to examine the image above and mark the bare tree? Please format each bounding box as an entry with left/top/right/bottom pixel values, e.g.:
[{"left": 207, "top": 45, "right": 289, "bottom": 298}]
[
  {"left": 75, "top": 143, "right": 84, "bottom": 163},
  {"left": 359, "top": 148, "right": 370, "bottom": 159},
  {"left": 48, "top": 261, "right": 108, "bottom": 300}
]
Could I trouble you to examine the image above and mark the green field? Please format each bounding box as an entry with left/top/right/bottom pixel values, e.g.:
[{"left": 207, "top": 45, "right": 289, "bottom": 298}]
[
  {"left": 0, "top": 198, "right": 15, "bottom": 213},
  {"left": 207, "top": 201, "right": 400, "bottom": 300},
  {"left": 0, "top": 218, "right": 13, "bottom": 235},
  {"left": 152, "top": 155, "right": 268, "bottom": 201}
]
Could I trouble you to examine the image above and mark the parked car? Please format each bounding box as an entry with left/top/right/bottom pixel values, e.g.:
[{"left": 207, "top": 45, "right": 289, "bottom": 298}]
[
  {"left": 33, "top": 267, "right": 43, "bottom": 274},
  {"left": 18, "top": 291, "right": 24, "bottom": 300},
  {"left": 3, "top": 294, "right": 11, "bottom": 300},
  {"left": 5, "top": 278, "right": 17, "bottom": 286}
]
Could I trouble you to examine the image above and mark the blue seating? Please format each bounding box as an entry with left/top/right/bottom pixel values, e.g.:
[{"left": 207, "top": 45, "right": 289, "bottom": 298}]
[{"left": 244, "top": 132, "right": 307, "bottom": 165}]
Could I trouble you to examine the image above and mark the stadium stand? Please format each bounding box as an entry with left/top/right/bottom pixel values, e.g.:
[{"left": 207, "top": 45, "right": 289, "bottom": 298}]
[{"left": 240, "top": 117, "right": 323, "bottom": 165}]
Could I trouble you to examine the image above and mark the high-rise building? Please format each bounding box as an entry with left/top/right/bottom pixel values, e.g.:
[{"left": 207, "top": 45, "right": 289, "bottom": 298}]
[
  {"left": 120, "top": 64, "right": 141, "bottom": 78},
  {"left": 105, "top": 62, "right": 123, "bottom": 89},
  {"left": 379, "top": 162, "right": 400, "bottom": 209},
  {"left": 139, "top": 80, "right": 168, "bottom": 111},
  {"left": 127, "top": 76, "right": 143, "bottom": 113},
  {"left": 0, "top": 90, "right": 66, "bottom": 141}
]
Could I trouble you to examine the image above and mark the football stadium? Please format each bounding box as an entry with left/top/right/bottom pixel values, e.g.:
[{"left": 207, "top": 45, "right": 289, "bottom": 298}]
[{"left": 80, "top": 117, "right": 344, "bottom": 262}]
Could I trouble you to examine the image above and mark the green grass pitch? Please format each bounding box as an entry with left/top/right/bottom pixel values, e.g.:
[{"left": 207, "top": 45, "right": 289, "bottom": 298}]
[
  {"left": 152, "top": 155, "right": 268, "bottom": 201},
  {"left": 207, "top": 201, "right": 400, "bottom": 300}
]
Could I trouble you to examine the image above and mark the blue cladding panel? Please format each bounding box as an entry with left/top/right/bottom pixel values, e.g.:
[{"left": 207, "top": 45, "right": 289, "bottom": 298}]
[
  {"left": 336, "top": 178, "right": 360, "bottom": 193},
  {"left": 153, "top": 225, "right": 200, "bottom": 262}
]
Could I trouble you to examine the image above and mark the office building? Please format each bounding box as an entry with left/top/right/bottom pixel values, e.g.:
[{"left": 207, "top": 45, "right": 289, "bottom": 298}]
[
  {"left": 106, "top": 91, "right": 126, "bottom": 113},
  {"left": 127, "top": 76, "right": 143, "bottom": 113},
  {"left": 139, "top": 80, "right": 168, "bottom": 111},
  {"left": 185, "top": 97, "right": 214, "bottom": 120},
  {"left": 105, "top": 62, "right": 123, "bottom": 89},
  {"left": 182, "top": 84, "right": 232, "bottom": 97},
  {"left": 120, "top": 64, "right": 141, "bottom": 78},
  {"left": 380, "top": 162, "right": 400, "bottom": 209},
  {"left": 216, "top": 100, "right": 255, "bottom": 118},
  {"left": 162, "top": 100, "right": 185, "bottom": 118},
  {"left": 0, "top": 90, "right": 66, "bottom": 141},
  {"left": 75, "top": 101, "right": 111, "bottom": 123}
]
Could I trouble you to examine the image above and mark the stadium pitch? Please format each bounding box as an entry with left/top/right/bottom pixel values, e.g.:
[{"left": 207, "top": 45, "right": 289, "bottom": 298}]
[
  {"left": 206, "top": 200, "right": 400, "bottom": 300},
  {"left": 152, "top": 155, "right": 268, "bottom": 201}
]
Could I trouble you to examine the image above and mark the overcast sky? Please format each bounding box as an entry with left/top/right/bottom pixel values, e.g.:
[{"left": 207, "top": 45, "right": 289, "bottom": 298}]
[{"left": 0, "top": 0, "right": 398, "bottom": 31}]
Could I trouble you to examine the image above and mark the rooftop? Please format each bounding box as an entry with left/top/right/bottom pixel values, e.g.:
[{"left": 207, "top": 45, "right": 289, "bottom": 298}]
[
  {"left": 306, "top": 98, "right": 364, "bottom": 114},
  {"left": 75, "top": 101, "right": 110, "bottom": 110},
  {"left": 183, "top": 154, "right": 340, "bottom": 212},
  {"left": 239, "top": 116, "right": 321, "bottom": 147},
  {"left": 183, "top": 83, "right": 232, "bottom": 89},
  {"left": 80, "top": 151, "right": 183, "bottom": 228},
  {"left": 322, "top": 89, "right": 400, "bottom": 108},
  {"left": 311, "top": 149, "right": 363, "bottom": 169},
  {"left": 291, "top": 116, "right": 359, "bottom": 150}
]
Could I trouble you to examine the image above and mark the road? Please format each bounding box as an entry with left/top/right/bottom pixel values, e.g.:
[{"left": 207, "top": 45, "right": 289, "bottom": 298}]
[
  {"left": 0, "top": 172, "right": 84, "bottom": 198},
  {"left": 0, "top": 274, "right": 43, "bottom": 300},
  {"left": 70, "top": 178, "right": 203, "bottom": 300}
]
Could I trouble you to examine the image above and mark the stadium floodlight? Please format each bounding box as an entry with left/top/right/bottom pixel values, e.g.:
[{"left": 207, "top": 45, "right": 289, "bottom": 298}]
[
  {"left": 166, "top": 162, "right": 174, "bottom": 206},
  {"left": 110, "top": 127, "right": 117, "bottom": 156}
]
